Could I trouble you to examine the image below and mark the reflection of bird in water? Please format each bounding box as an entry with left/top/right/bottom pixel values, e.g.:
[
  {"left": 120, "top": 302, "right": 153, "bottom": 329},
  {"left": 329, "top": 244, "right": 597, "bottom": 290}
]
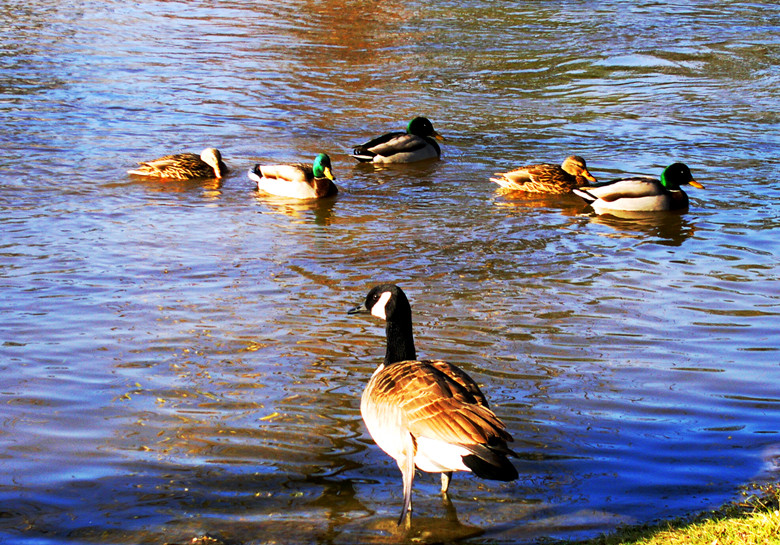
[
  {"left": 367, "top": 496, "right": 485, "bottom": 541},
  {"left": 249, "top": 153, "right": 337, "bottom": 200},
  {"left": 573, "top": 162, "right": 704, "bottom": 213},
  {"left": 491, "top": 155, "right": 597, "bottom": 194},
  {"left": 349, "top": 284, "right": 517, "bottom": 525},
  {"left": 351, "top": 117, "right": 445, "bottom": 163},
  {"left": 584, "top": 208, "right": 696, "bottom": 245},
  {"left": 128, "top": 148, "right": 228, "bottom": 179}
]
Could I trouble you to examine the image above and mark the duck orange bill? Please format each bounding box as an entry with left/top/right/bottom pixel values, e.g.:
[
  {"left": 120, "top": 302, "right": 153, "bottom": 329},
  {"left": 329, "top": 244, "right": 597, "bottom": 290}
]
[
  {"left": 688, "top": 180, "right": 705, "bottom": 189},
  {"left": 433, "top": 131, "right": 446, "bottom": 141}
]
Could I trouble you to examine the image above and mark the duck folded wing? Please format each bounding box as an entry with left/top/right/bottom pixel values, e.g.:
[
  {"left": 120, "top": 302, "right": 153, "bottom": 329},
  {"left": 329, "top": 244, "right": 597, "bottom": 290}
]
[
  {"left": 498, "top": 165, "right": 552, "bottom": 184},
  {"left": 495, "top": 169, "right": 530, "bottom": 183},
  {"left": 491, "top": 166, "right": 553, "bottom": 190},
  {"left": 258, "top": 164, "right": 312, "bottom": 183},
  {"left": 138, "top": 157, "right": 179, "bottom": 170},
  {"left": 355, "top": 133, "right": 429, "bottom": 156},
  {"left": 138, "top": 153, "right": 199, "bottom": 171},
  {"left": 579, "top": 177, "right": 664, "bottom": 201}
]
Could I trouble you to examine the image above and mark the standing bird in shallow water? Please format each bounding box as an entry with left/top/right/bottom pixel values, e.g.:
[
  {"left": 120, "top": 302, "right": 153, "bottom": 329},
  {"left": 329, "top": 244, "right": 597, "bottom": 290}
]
[
  {"left": 573, "top": 162, "right": 704, "bottom": 213},
  {"left": 248, "top": 153, "right": 337, "bottom": 200},
  {"left": 128, "top": 148, "right": 228, "bottom": 179},
  {"left": 490, "top": 155, "right": 597, "bottom": 194},
  {"left": 351, "top": 117, "right": 445, "bottom": 163},
  {"left": 349, "top": 284, "right": 517, "bottom": 525}
]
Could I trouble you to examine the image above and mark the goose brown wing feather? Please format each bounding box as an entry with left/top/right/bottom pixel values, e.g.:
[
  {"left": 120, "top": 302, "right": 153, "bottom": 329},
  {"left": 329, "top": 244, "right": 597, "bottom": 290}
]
[
  {"left": 370, "top": 360, "right": 512, "bottom": 446},
  {"left": 426, "top": 360, "right": 489, "bottom": 407}
]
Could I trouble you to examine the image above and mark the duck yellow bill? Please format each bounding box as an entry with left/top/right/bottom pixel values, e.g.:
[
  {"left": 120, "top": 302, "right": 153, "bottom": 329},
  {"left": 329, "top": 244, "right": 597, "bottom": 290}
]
[
  {"left": 433, "top": 131, "right": 446, "bottom": 142},
  {"left": 688, "top": 179, "right": 705, "bottom": 189},
  {"left": 583, "top": 169, "right": 597, "bottom": 183},
  {"left": 324, "top": 167, "right": 335, "bottom": 181}
]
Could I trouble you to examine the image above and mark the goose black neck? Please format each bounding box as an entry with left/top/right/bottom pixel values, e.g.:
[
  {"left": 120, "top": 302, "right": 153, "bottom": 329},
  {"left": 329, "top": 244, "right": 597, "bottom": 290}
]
[{"left": 384, "top": 318, "right": 416, "bottom": 365}]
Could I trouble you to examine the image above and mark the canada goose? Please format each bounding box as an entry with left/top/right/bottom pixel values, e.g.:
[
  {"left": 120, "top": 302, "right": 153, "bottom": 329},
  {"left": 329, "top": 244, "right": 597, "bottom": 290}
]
[
  {"left": 128, "top": 148, "right": 228, "bottom": 179},
  {"left": 349, "top": 284, "right": 517, "bottom": 524},
  {"left": 248, "top": 153, "right": 337, "bottom": 200},
  {"left": 351, "top": 117, "right": 445, "bottom": 163},
  {"left": 573, "top": 162, "right": 705, "bottom": 213},
  {"left": 491, "top": 155, "right": 597, "bottom": 193}
]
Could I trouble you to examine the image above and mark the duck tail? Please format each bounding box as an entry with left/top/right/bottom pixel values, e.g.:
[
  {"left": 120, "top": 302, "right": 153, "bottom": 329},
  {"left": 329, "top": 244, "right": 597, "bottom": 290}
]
[
  {"left": 490, "top": 176, "right": 521, "bottom": 190},
  {"left": 247, "top": 164, "right": 265, "bottom": 183},
  {"left": 572, "top": 188, "right": 596, "bottom": 203},
  {"left": 350, "top": 146, "right": 375, "bottom": 162}
]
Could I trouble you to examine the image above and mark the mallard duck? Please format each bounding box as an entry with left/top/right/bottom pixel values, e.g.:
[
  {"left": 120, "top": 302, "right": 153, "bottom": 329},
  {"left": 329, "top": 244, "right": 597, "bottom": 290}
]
[
  {"left": 349, "top": 284, "right": 517, "bottom": 525},
  {"left": 573, "top": 162, "right": 705, "bottom": 213},
  {"left": 490, "top": 155, "right": 597, "bottom": 193},
  {"left": 248, "top": 153, "right": 337, "bottom": 200},
  {"left": 128, "top": 148, "right": 228, "bottom": 179},
  {"left": 351, "top": 117, "right": 445, "bottom": 163}
]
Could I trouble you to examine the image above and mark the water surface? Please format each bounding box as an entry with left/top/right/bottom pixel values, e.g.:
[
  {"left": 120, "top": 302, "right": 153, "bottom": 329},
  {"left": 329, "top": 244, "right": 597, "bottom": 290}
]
[{"left": 1, "top": 1, "right": 779, "bottom": 544}]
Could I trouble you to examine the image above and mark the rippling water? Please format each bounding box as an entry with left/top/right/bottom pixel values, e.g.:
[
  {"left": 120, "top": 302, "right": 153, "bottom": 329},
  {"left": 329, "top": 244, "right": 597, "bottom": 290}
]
[{"left": 1, "top": 1, "right": 779, "bottom": 544}]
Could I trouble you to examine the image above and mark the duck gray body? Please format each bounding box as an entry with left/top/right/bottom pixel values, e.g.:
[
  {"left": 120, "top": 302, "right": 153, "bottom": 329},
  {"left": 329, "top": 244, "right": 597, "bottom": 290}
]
[
  {"left": 573, "top": 162, "right": 704, "bottom": 213},
  {"left": 351, "top": 117, "right": 444, "bottom": 164}
]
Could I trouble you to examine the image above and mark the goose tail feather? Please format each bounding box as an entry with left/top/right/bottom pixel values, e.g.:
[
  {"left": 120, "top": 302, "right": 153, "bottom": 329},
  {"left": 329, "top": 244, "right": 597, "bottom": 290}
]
[{"left": 462, "top": 443, "right": 518, "bottom": 481}]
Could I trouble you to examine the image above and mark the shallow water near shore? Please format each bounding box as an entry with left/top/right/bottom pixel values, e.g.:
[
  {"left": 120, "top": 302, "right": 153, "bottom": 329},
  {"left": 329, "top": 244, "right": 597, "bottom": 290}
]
[{"left": 1, "top": 1, "right": 779, "bottom": 544}]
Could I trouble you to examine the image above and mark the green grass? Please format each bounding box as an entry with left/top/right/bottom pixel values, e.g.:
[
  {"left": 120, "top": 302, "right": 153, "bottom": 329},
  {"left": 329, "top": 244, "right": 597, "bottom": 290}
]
[{"left": 577, "top": 484, "right": 780, "bottom": 545}]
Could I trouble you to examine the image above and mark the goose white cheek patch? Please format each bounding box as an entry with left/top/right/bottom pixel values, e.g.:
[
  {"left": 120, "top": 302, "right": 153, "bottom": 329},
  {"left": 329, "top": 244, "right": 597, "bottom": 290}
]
[{"left": 370, "top": 291, "right": 392, "bottom": 320}]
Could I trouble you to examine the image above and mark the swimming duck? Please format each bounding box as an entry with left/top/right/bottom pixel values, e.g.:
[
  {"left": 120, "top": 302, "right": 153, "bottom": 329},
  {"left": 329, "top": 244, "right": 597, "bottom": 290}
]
[
  {"left": 573, "top": 162, "right": 704, "bottom": 213},
  {"left": 248, "top": 153, "right": 337, "bottom": 200},
  {"left": 351, "top": 117, "right": 445, "bottom": 163},
  {"left": 491, "top": 155, "right": 597, "bottom": 193},
  {"left": 128, "top": 148, "right": 228, "bottom": 179},
  {"left": 349, "top": 284, "right": 517, "bottom": 525}
]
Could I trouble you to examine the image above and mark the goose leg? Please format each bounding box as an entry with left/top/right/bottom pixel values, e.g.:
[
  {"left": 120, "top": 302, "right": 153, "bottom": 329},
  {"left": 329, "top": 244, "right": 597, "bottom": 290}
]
[
  {"left": 440, "top": 471, "right": 452, "bottom": 495},
  {"left": 398, "top": 450, "right": 415, "bottom": 526}
]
